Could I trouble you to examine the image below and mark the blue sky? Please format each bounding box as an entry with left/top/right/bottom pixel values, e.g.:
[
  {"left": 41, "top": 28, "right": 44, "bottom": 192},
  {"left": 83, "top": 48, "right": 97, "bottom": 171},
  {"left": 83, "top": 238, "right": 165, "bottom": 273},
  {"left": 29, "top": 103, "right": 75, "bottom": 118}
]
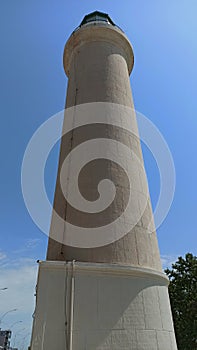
[{"left": 0, "top": 1, "right": 197, "bottom": 349}]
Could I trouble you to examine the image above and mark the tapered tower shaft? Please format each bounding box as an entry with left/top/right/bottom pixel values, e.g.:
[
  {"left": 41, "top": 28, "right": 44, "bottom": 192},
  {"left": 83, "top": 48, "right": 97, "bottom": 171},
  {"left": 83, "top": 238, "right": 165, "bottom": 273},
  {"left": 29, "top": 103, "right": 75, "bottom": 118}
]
[
  {"left": 30, "top": 12, "right": 178, "bottom": 350},
  {"left": 47, "top": 13, "right": 161, "bottom": 270}
]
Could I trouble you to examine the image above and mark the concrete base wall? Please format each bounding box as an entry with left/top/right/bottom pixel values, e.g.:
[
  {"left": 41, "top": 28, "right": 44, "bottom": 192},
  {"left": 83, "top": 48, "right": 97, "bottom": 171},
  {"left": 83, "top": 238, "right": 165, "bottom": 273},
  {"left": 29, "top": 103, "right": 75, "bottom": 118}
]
[{"left": 30, "top": 261, "right": 177, "bottom": 350}]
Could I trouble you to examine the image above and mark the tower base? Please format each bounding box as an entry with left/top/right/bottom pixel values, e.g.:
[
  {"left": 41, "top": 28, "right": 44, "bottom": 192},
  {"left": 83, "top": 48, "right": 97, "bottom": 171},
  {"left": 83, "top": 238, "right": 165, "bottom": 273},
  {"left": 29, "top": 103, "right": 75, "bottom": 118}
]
[{"left": 30, "top": 261, "right": 177, "bottom": 349}]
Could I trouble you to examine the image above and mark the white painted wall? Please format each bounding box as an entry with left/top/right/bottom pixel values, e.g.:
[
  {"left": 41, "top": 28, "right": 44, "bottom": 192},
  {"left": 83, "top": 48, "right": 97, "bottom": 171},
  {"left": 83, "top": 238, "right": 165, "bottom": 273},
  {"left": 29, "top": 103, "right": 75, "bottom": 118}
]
[{"left": 30, "top": 261, "right": 177, "bottom": 350}]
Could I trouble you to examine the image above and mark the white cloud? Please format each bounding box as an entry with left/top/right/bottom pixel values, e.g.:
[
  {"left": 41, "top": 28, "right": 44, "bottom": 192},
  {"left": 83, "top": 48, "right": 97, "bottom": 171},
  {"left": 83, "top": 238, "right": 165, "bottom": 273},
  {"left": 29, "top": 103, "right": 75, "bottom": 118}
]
[
  {"left": 12, "top": 238, "right": 42, "bottom": 255},
  {"left": 0, "top": 251, "right": 7, "bottom": 260},
  {"left": 161, "top": 254, "right": 179, "bottom": 269},
  {"left": 0, "top": 257, "right": 38, "bottom": 349},
  {"left": 25, "top": 238, "right": 41, "bottom": 249}
]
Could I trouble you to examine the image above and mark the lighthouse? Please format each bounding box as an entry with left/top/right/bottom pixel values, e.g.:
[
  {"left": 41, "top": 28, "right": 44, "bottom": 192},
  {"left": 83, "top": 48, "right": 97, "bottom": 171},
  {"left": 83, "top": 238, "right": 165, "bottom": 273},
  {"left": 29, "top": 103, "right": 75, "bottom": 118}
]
[{"left": 30, "top": 11, "right": 177, "bottom": 349}]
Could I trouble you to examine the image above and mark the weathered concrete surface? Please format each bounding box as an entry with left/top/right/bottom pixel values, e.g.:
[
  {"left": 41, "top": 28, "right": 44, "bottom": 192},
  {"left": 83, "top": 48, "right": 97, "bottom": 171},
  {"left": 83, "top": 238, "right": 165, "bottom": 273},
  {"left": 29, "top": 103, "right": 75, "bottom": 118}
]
[
  {"left": 47, "top": 21, "right": 162, "bottom": 270},
  {"left": 30, "top": 261, "right": 177, "bottom": 350}
]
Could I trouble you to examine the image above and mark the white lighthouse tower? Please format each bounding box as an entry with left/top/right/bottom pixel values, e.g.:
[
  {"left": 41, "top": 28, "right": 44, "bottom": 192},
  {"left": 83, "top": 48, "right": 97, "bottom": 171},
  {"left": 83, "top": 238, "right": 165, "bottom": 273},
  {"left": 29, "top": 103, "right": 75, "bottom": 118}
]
[{"left": 30, "top": 11, "right": 177, "bottom": 350}]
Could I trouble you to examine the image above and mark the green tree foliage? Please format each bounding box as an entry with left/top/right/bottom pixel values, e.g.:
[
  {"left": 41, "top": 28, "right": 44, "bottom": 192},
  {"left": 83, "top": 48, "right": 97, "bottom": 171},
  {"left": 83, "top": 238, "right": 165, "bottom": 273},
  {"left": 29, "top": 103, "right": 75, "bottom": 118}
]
[{"left": 165, "top": 253, "right": 197, "bottom": 350}]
